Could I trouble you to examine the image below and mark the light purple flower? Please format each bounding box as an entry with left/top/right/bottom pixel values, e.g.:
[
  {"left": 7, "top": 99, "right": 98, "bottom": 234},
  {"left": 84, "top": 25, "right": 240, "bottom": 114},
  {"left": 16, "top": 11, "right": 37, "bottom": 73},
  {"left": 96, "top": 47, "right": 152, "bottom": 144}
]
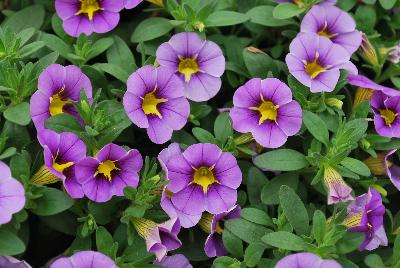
[
  {"left": 156, "top": 32, "right": 225, "bottom": 102},
  {"left": 75, "top": 143, "right": 142, "bottom": 202},
  {"left": 123, "top": 66, "right": 190, "bottom": 144},
  {"left": 55, "top": 0, "right": 124, "bottom": 37},
  {"left": 371, "top": 91, "right": 400, "bottom": 138},
  {"left": 30, "top": 64, "right": 92, "bottom": 131},
  {"left": 343, "top": 188, "right": 388, "bottom": 251},
  {"left": 199, "top": 205, "right": 241, "bottom": 257},
  {"left": 32, "top": 129, "right": 86, "bottom": 198},
  {"left": 323, "top": 166, "right": 354, "bottom": 205},
  {"left": 0, "top": 257, "right": 31, "bottom": 268},
  {"left": 286, "top": 32, "right": 357, "bottom": 93},
  {"left": 124, "top": 0, "right": 143, "bottom": 9},
  {"left": 50, "top": 250, "right": 117, "bottom": 268},
  {"left": 275, "top": 252, "right": 342, "bottom": 268},
  {"left": 159, "top": 143, "right": 242, "bottom": 216},
  {"left": 388, "top": 42, "right": 400, "bottom": 64},
  {"left": 230, "top": 78, "right": 302, "bottom": 148},
  {"left": 348, "top": 74, "right": 400, "bottom": 97},
  {"left": 153, "top": 254, "right": 192, "bottom": 268},
  {"left": 0, "top": 162, "right": 25, "bottom": 224},
  {"left": 301, "top": 5, "right": 362, "bottom": 54}
]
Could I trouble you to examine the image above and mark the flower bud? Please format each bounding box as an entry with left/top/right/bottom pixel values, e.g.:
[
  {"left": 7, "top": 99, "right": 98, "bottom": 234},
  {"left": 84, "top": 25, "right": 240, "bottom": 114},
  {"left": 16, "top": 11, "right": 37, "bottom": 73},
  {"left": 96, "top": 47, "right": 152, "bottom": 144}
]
[
  {"left": 326, "top": 97, "right": 343, "bottom": 110},
  {"left": 323, "top": 166, "right": 354, "bottom": 204},
  {"left": 359, "top": 33, "right": 379, "bottom": 66}
]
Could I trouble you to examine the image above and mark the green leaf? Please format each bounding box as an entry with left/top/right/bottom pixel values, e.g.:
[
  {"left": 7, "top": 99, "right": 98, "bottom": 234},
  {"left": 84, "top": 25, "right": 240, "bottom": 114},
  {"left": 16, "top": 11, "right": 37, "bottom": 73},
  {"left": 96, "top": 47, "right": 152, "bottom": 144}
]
[
  {"left": 192, "top": 127, "right": 216, "bottom": 143},
  {"left": 3, "top": 5, "right": 45, "bottom": 32},
  {"left": 19, "top": 41, "right": 45, "bottom": 58},
  {"left": 247, "top": 6, "right": 294, "bottom": 27},
  {"left": 32, "top": 187, "right": 75, "bottom": 216},
  {"left": 244, "top": 243, "right": 265, "bottom": 268},
  {"left": 96, "top": 226, "right": 118, "bottom": 258},
  {"left": 303, "top": 110, "right": 329, "bottom": 146},
  {"left": 379, "top": 0, "right": 397, "bottom": 9},
  {"left": 262, "top": 231, "right": 306, "bottom": 251},
  {"left": 394, "top": 235, "right": 400, "bottom": 266},
  {"left": 247, "top": 167, "right": 268, "bottom": 206},
  {"left": 0, "top": 147, "right": 16, "bottom": 160},
  {"left": 364, "top": 254, "right": 387, "bottom": 268},
  {"left": 107, "top": 36, "right": 136, "bottom": 73},
  {"left": 355, "top": 6, "right": 376, "bottom": 34},
  {"left": 241, "top": 208, "right": 273, "bottom": 227},
  {"left": 41, "top": 33, "right": 72, "bottom": 60},
  {"left": 131, "top": 18, "right": 174, "bottom": 43},
  {"left": 45, "top": 114, "right": 84, "bottom": 134},
  {"left": 4, "top": 102, "right": 31, "bottom": 126},
  {"left": 0, "top": 230, "right": 26, "bottom": 255},
  {"left": 205, "top": 11, "right": 249, "bottom": 27},
  {"left": 340, "top": 157, "right": 371, "bottom": 177},
  {"left": 254, "top": 149, "right": 308, "bottom": 171},
  {"left": 214, "top": 112, "right": 233, "bottom": 143},
  {"left": 273, "top": 3, "right": 304, "bottom": 19},
  {"left": 243, "top": 48, "right": 278, "bottom": 78},
  {"left": 222, "top": 229, "right": 243, "bottom": 257},
  {"left": 311, "top": 210, "right": 326, "bottom": 245},
  {"left": 279, "top": 185, "right": 309, "bottom": 235},
  {"left": 87, "top": 37, "right": 114, "bottom": 61},
  {"left": 336, "top": 232, "right": 364, "bottom": 254},
  {"left": 261, "top": 173, "right": 299, "bottom": 205},
  {"left": 94, "top": 63, "right": 130, "bottom": 82},
  {"left": 224, "top": 218, "right": 271, "bottom": 244}
]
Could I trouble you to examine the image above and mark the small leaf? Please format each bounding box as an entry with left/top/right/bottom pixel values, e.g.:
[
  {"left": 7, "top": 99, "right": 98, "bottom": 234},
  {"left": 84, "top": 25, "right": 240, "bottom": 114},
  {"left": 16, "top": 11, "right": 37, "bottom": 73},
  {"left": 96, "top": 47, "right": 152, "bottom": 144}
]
[
  {"left": 45, "top": 114, "right": 84, "bottom": 134},
  {"left": 222, "top": 229, "right": 243, "bottom": 257},
  {"left": 303, "top": 110, "right": 329, "bottom": 146},
  {"left": 340, "top": 157, "right": 371, "bottom": 177},
  {"left": 32, "top": 187, "right": 75, "bottom": 216},
  {"left": 247, "top": 6, "right": 294, "bottom": 27},
  {"left": 244, "top": 243, "right": 265, "bottom": 268},
  {"left": 254, "top": 149, "right": 308, "bottom": 171},
  {"left": 3, "top": 5, "right": 45, "bottom": 32},
  {"left": 0, "top": 230, "right": 26, "bottom": 255},
  {"left": 262, "top": 231, "right": 306, "bottom": 251},
  {"left": 261, "top": 173, "right": 299, "bottom": 205},
  {"left": 241, "top": 208, "right": 273, "bottom": 227},
  {"left": 214, "top": 112, "right": 233, "bottom": 143},
  {"left": 225, "top": 218, "right": 271, "bottom": 244},
  {"left": 4, "top": 102, "right": 31, "bottom": 126},
  {"left": 273, "top": 3, "right": 304, "bottom": 20},
  {"left": 131, "top": 18, "right": 174, "bottom": 43},
  {"left": 205, "top": 11, "right": 249, "bottom": 27}
]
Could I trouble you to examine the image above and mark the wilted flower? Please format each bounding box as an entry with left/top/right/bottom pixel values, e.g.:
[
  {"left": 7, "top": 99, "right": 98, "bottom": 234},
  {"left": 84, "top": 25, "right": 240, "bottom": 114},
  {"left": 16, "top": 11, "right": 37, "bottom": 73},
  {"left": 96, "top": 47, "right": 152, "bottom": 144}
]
[
  {"left": 55, "top": 0, "right": 124, "bottom": 37},
  {"left": 132, "top": 217, "right": 182, "bottom": 261},
  {"left": 388, "top": 42, "right": 400, "bottom": 64},
  {"left": 301, "top": 5, "right": 362, "bottom": 54},
  {"left": 359, "top": 33, "right": 379, "bottom": 67},
  {"left": 342, "top": 188, "right": 388, "bottom": 251},
  {"left": 156, "top": 32, "right": 225, "bottom": 102},
  {"left": 286, "top": 32, "right": 357, "bottom": 93},
  {"left": 30, "top": 64, "right": 92, "bottom": 131},
  {"left": 0, "top": 256, "right": 31, "bottom": 268},
  {"left": 371, "top": 91, "right": 400, "bottom": 138},
  {"left": 230, "top": 78, "right": 302, "bottom": 148},
  {"left": 154, "top": 254, "right": 192, "bottom": 268},
  {"left": 50, "top": 251, "right": 117, "bottom": 268},
  {"left": 123, "top": 66, "right": 190, "bottom": 144},
  {"left": 323, "top": 166, "right": 354, "bottom": 204},
  {"left": 124, "top": 0, "right": 142, "bottom": 9},
  {"left": 275, "top": 252, "right": 342, "bottom": 268},
  {"left": 75, "top": 143, "right": 142, "bottom": 202},
  {"left": 199, "top": 205, "right": 241, "bottom": 257}
]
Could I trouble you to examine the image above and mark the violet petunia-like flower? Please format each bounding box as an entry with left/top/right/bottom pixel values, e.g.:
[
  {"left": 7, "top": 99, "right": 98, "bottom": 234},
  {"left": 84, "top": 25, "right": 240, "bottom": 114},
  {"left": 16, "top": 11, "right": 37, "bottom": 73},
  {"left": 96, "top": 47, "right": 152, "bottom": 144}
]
[
  {"left": 30, "top": 64, "right": 92, "bottom": 131},
  {"left": 32, "top": 130, "right": 86, "bottom": 198},
  {"left": 275, "top": 252, "right": 342, "bottom": 268},
  {"left": 301, "top": 5, "right": 362, "bottom": 54},
  {"left": 0, "top": 256, "right": 31, "bottom": 268},
  {"left": 123, "top": 66, "right": 190, "bottom": 144},
  {"left": 75, "top": 143, "right": 142, "bottom": 202},
  {"left": 286, "top": 32, "right": 357, "bottom": 93},
  {"left": 156, "top": 32, "right": 225, "bottom": 102},
  {"left": 323, "top": 166, "right": 354, "bottom": 205},
  {"left": 230, "top": 78, "right": 302, "bottom": 148},
  {"left": 50, "top": 251, "right": 117, "bottom": 268},
  {"left": 342, "top": 188, "right": 388, "bottom": 251},
  {"left": 0, "top": 161, "right": 25, "bottom": 225},
  {"left": 199, "top": 205, "right": 241, "bottom": 257},
  {"left": 132, "top": 217, "right": 182, "bottom": 261},
  {"left": 153, "top": 254, "right": 192, "bottom": 268},
  {"left": 371, "top": 91, "right": 400, "bottom": 138},
  {"left": 159, "top": 143, "right": 242, "bottom": 216},
  {"left": 55, "top": 0, "right": 124, "bottom": 37},
  {"left": 124, "top": 0, "right": 142, "bottom": 9}
]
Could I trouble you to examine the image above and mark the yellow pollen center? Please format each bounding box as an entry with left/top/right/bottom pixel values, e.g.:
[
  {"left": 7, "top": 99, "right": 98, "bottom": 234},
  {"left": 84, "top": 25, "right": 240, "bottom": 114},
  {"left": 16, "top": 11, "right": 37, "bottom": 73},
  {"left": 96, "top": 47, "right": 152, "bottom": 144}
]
[
  {"left": 178, "top": 57, "right": 200, "bottom": 82},
  {"left": 249, "top": 95, "right": 279, "bottom": 125},
  {"left": 215, "top": 221, "right": 224, "bottom": 234},
  {"left": 75, "top": 0, "right": 104, "bottom": 21},
  {"left": 141, "top": 86, "right": 168, "bottom": 118},
  {"left": 49, "top": 87, "right": 71, "bottom": 116},
  {"left": 96, "top": 160, "right": 120, "bottom": 181},
  {"left": 52, "top": 161, "right": 74, "bottom": 174},
  {"left": 318, "top": 21, "right": 338, "bottom": 39},
  {"left": 380, "top": 109, "right": 398, "bottom": 127},
  {"left": 304, "top": 54, "right": 327, "bottom": 79},
  {"left": 192, "top": 165, "right": 219, "bottom": 193}
]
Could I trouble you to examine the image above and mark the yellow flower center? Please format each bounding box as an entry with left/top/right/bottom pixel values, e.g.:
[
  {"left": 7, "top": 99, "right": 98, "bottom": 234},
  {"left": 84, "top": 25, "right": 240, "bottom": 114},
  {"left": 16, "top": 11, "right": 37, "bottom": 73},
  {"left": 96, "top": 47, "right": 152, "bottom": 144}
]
[
  {"left": 96, "top": 160, "right": 120, "bottom": 181},
  {"left": 141, "top": 86, "right": 168, "bottom": 118},
  {"left": 75, "top": 0, "right": 104, "bottom": 21},
  {"left": 49, "top": 87, "right": 70, "bottom": 116},
  {"left": 215, "top": 220, "right": 224, "bottom": 234},
  {"left": 192, "top": 165, "right": 219, "bottom": 193},
  {"left": 342, "top": 212, "right": 363, "bottom": 228},
  {"left": 304, "top": 53, "right": 327, "bottom": 79},
  {"left": 293, "top": 0, "right": 305, "bottom": 8},
  {"left": 249, "top": 95, "right": 279, "bottom": 125},
  {"left": 318, "top": 21, "right": 338, "bottom": 39},
  {"left": 178, "top": 57, "right": 200, "bottom": 82},
  {"left": 380, "top": 109, "right": 398, "bottom": 127},
  {"left": 53, "top": 161, "right": 74, "bottom": 174}
]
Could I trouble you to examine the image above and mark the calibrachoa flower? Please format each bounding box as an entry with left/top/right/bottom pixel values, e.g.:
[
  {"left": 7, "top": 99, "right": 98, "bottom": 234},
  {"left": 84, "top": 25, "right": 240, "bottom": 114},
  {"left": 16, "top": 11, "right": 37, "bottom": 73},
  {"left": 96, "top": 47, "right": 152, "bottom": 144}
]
[
  {"left": 323, "top": 166, "right": 354, "bottom": 204},
  {"left": 124, "top": 0, "right": 142, "bottom": 9},
  {"left": 55, "top": 0, "right": 124, "bottom": 37},
  {"left": 132, "top": 217, "right": 182, "bottom": 261},
  {"left": 0, "top": 257, "right": 31, "bottom": 268},
  {"left": 371, "top": 91, "right": 400, "bottom": 138},
  {"left": 156, "top": 32, "right": 225, "bottom": 102},
  {"left": 342, "top": 188, "right": 388, "bottom": 251},
  {"left": 50, "top": 251, "right": 117, "bottom": 268},
  {"left": 159, "top": 143, "right": 242, "bottom": 215},
  {"left": 286, "top": 32, "right": 357, "bottom": 93},
  {"left": 301, "top": 5, "right": 362, "bottom": 54},
  {"left": 30, "top": 64, "right": 92, "bottom": 131},
  {"left": 275, "top": 252, "right": 342, "bottom": 268},
  {"left": 199, "top": 205, "right": 241, "bottom": 257},
  {"left": 154, "top": 254, "right": 192, "bottom": 268},
  {"left": 123, "top": 66, "right": 190, "bottom": 144},
  {"left": 388, "top": 42, "right": 400, "bottom": 64},
  {"left": 230, "top": 78, "right": 302, "bottom": 148},
  {"left": 75, "top": 143, "right": 142, "bottom": 202},
  {"left": 0, "top": 161, "right": 25, "bottom": 224},
  {"left": 32, "top": 130, "right": 86, "bottom": 198}
]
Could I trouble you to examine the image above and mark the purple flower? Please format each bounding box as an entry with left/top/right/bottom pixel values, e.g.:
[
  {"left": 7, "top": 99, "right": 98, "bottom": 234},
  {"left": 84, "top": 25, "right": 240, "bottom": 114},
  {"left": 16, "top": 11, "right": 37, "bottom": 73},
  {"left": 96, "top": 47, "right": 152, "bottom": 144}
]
[
  {"left": 230, "top": 78, "right": 302, "bottom": 148},
  {"left": 132, "top": 217, "right": 182, "bottom": 261},
  {"left": 55, "top": 0, "right": 124, "bottom": 37},
  {"left": 360, "top": 33, "right": 379, "bottom": 66},
  {"left": 275, "top": 252, "right": 342, "bottom": 268},
  {"left": 124, "top": 0, "right": 142, "bottom": 9},
  {"left": 50, "top": 251, "right": 117, "bottom": 268},
  {"left": 153, "top": 254, "right": 192, "bottom": 268},
  {"left": 371, "top": 91, "right": 400, "bottom": 138},
  {"left": 32, "top": 130, "right": 86, "bottom": 198},
  {"left": 156, "top": 32, "right": 225, "bottom": 102},
  {"left": 30, "top": 64, "right": 92, "bottom": 131},
  {"left": 0, "top": 257, "right": 31, "bottom": 268},
  {"left": 388, "top": 42, "right": 400, "bottom": 64},
  {"left": 199, "top": 205, "right": 241, "bottom": 257},
  {"left": 323, "top": 166, "right": 354, "bottom": 205},
  {"left": 0, "top": 161, "right": 25, "bottom": 224},
  {"left": 123, "top": 66, "right": 190, "bottom": 144},
  {"left": 286, "top": 32, "right": 357, "bottom": 93},
  {"left": 300, "top": 5, "right": 362, "bottom": 54},
  {"left": 159, "top": 143, "right": 242, "bottom": 216},
  {"left": 75, "top": 143, "right": 142, "bottom": 202},
  {"left": 342, "top": 188, "right": 388, "bottom": 251}
]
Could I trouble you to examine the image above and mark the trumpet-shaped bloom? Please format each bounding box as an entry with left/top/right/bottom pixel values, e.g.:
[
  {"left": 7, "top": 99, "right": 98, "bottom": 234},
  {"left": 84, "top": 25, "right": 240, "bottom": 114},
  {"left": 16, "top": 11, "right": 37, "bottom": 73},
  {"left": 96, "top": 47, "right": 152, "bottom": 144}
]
[
  {"left": 0, "top": 161, "right": 25, "bottom": 225},
  {"left": 371, "top": 91, "right": 400, "bottom": 138},
  {"left": 75, "top": 143, "right": 142, "bottom": 202},
  {"left": 323, "top": 166, "right": 354, "bottom": 204},
  {"left": 276, "top": 253, "right": 342, "bottom": 268},
  {"left": 156, "top": 32, "right": 225, "bottom": 102},
  {"left": 154, "top": 254, "right": 192, "bottom": 268},
  {"left": 30, "top": 64, "right": 92, "bottom": 131},
  {"left": 286, "top": 32, "right": 357, "bottom": 93},
  {"left": 0, "top": 257, "right": 31, "bottom": 268},
  {"left": 301, "top": 5, "right": 362, "bottom": 54},
  {"left": 123, "top": 66, "right": 190, "bottom": 144},
  {"left": 124, "top": 0, "right": 142, "bottom": 9},
  {"left": 230, "top": 78, "right": 302, "bottom": 148},
  {"left": 50, "top": 251, "right": 117, "bottom": 268},
  {"left": 55, "top": 0, "right": 124, "bottom": 37}
]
